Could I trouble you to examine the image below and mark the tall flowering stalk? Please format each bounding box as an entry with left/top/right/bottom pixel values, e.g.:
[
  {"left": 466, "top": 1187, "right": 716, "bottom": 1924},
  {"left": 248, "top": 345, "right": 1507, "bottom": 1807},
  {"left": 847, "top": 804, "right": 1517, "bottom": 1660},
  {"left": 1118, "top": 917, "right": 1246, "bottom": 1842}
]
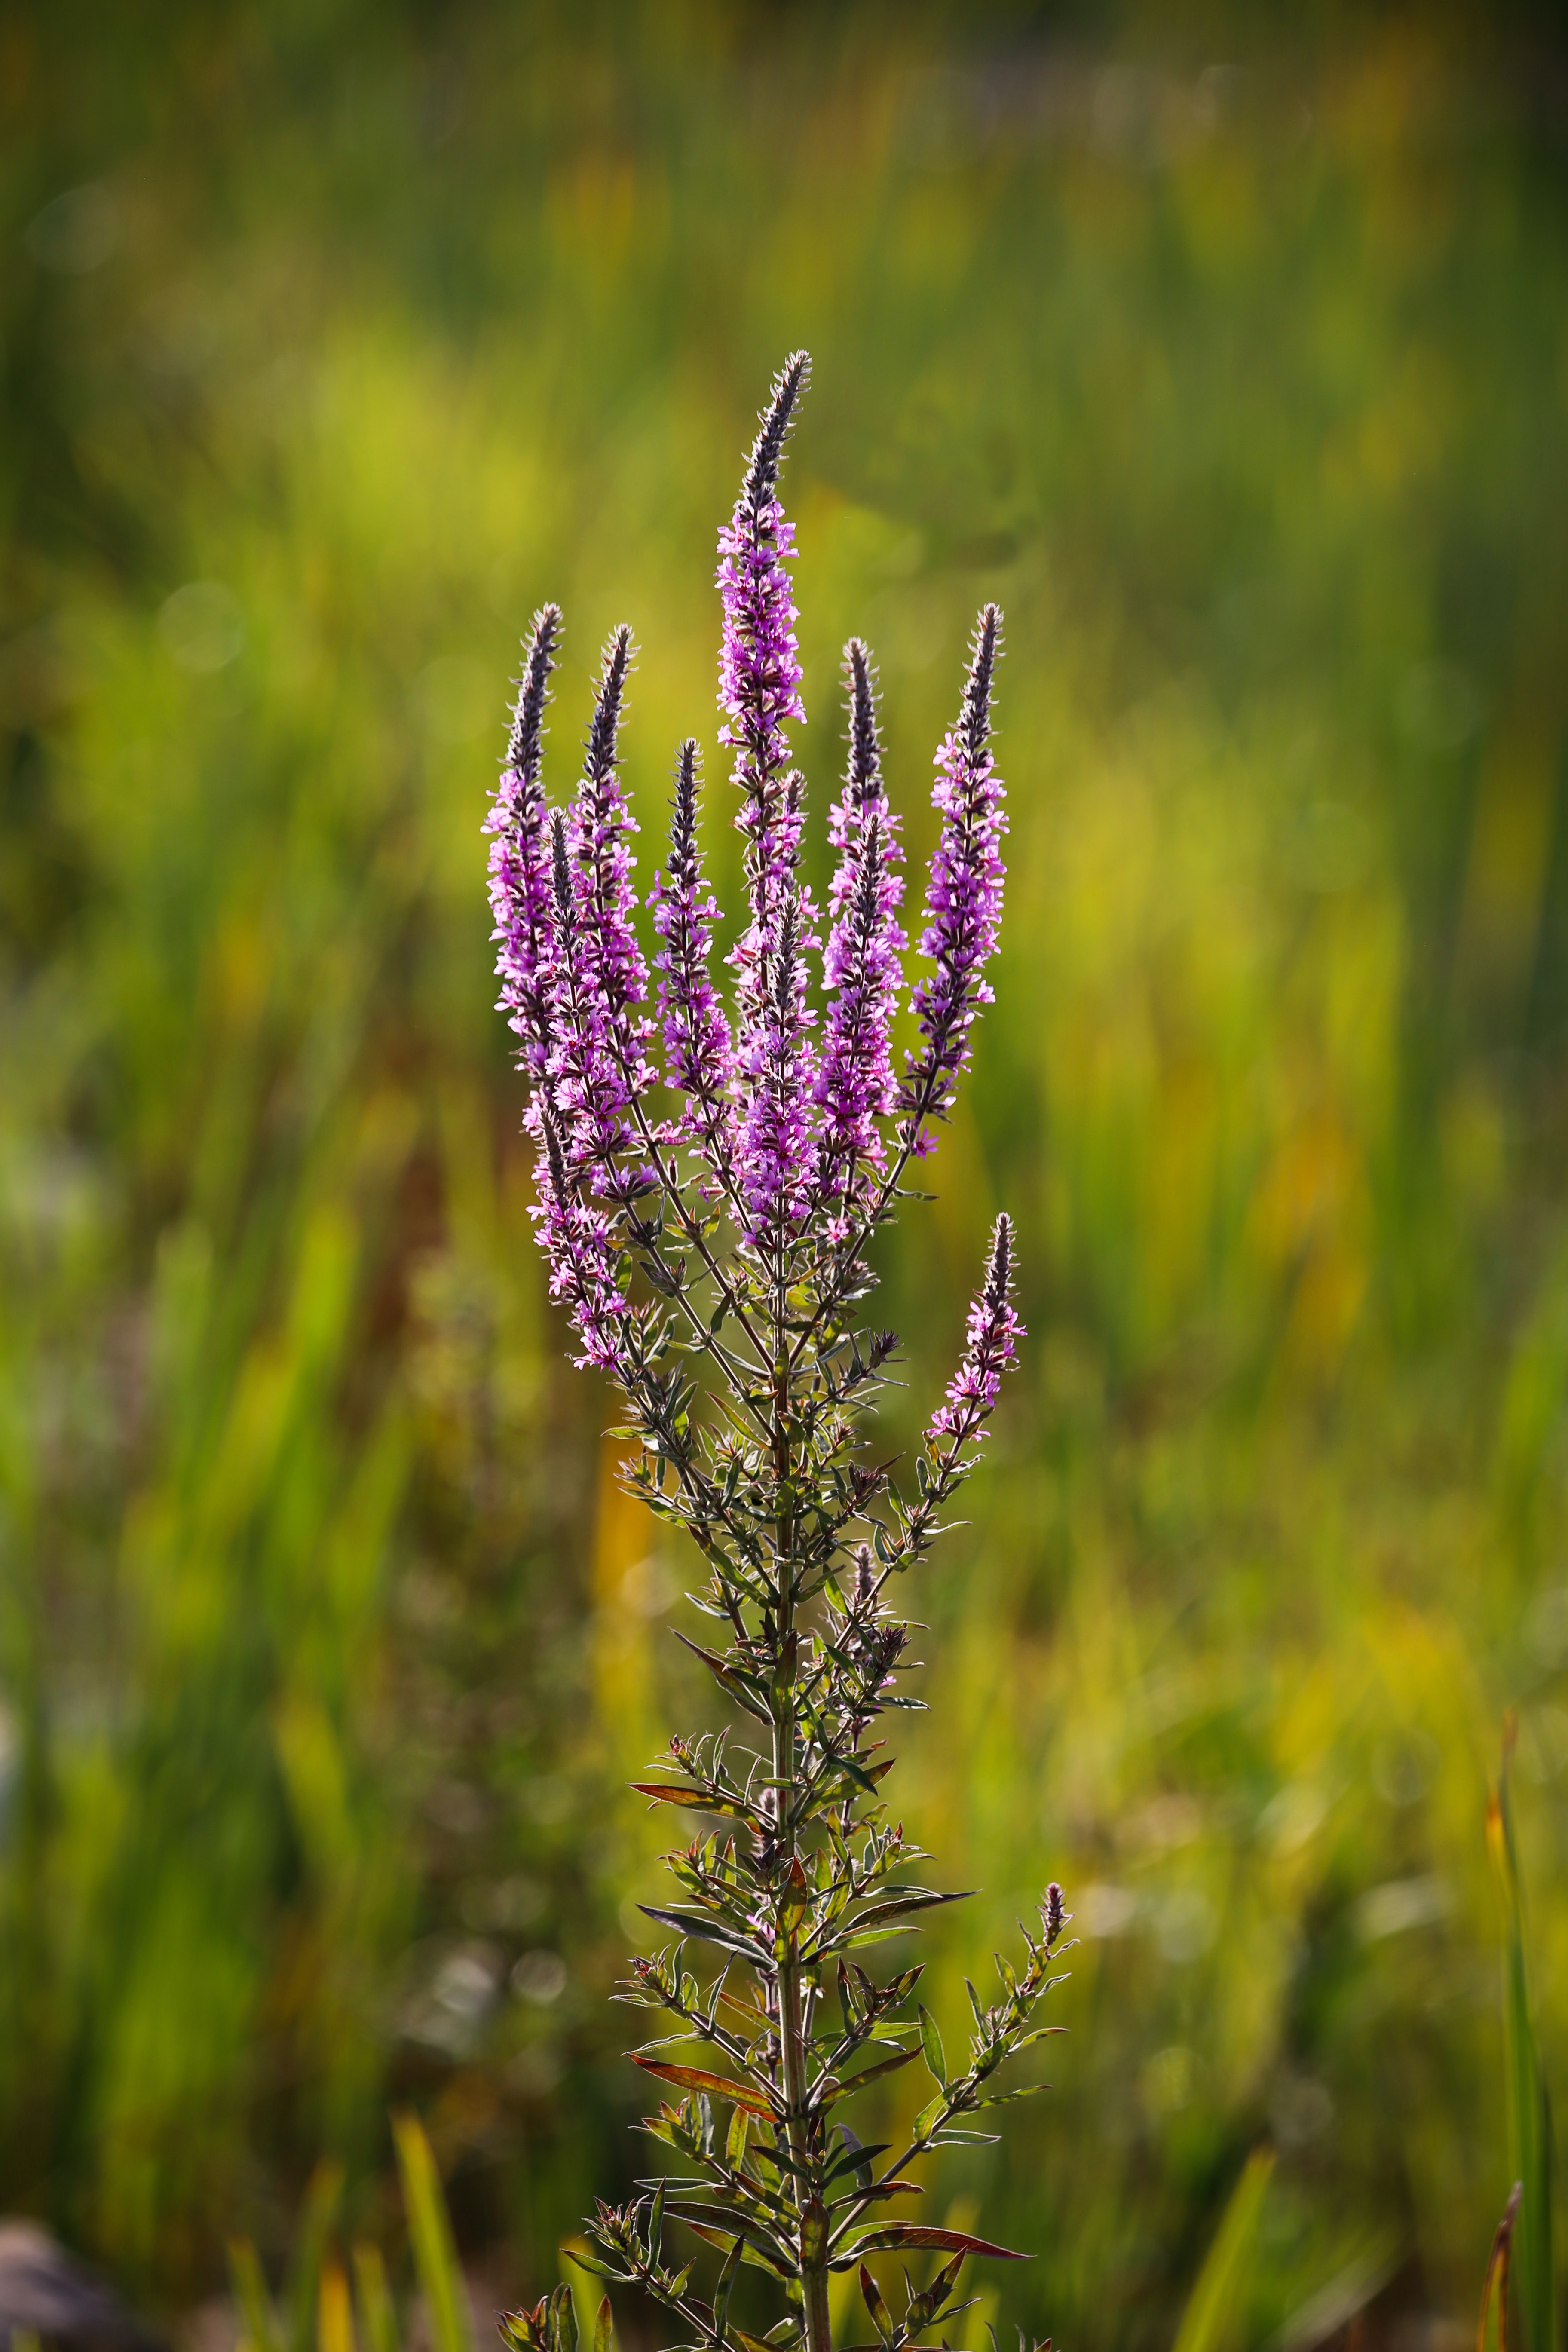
[{"left": 491, "top": 358, "right": 1069, "bottom": 2352}]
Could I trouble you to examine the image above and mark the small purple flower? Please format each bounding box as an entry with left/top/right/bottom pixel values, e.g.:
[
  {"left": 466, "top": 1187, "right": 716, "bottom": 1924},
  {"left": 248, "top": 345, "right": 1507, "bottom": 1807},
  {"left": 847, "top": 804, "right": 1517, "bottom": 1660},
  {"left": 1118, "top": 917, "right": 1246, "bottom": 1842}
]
[
  {"left": 927, "top": 1212, "right": 1024, "bottom": 1451},
  {"left": 486, "top": 603, "right": 562, "bottom": 1075},
  {"left": 649, "top": 739, "right": 736, "bottom": 1165},
  {"left": 902, "top": 605, "right": 1006, "bottom": 1156}
]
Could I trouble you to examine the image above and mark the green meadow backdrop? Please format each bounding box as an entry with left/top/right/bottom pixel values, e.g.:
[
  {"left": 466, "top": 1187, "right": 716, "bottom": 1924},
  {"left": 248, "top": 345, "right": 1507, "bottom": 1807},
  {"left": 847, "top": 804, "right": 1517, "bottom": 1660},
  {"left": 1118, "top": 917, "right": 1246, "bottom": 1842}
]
[{"left": 4, "top": 4, "right": 1568, "bottom": 2347}]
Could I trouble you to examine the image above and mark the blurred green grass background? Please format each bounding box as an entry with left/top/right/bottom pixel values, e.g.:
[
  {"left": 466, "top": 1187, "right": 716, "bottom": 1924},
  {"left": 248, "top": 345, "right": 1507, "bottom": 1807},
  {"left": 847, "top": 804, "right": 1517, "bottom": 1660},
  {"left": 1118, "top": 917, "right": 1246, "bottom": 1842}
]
[{"left": 3, "top": 2, "right": 1568, "bottom": 2346}]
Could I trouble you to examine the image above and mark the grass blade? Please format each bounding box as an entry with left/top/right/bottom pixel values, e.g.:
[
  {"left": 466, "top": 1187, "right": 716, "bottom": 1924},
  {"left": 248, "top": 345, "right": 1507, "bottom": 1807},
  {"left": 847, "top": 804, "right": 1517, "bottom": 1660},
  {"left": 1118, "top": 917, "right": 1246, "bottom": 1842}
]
[
  {"left": 230, "top": 2239, "right": 285, "bottom": 2352},
  {"left": 288, "top": 2161, "right": 346, "bottom": 2352},
  {"left": 352, "top": 2245, "right": 400, "bottom": 2352},
  {"left": 394, "top": 2111, "right": 475, "bottom": 2352},
  {"left": 318, "top": 2261, "right": 358, "bottom": 2352},
  {"left": 1172, "top": 2148, "right": 1276, "bottom": 2352}
]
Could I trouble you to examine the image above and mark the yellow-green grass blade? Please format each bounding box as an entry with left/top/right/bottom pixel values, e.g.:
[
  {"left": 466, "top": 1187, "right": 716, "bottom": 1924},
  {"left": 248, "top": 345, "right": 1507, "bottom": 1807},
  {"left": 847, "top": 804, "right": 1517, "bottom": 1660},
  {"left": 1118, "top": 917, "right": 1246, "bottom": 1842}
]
[
  {"left": 352, "top": 2243, "right": 400, "bottom": 2352},
  {"left": 394, "top": 2112, "right": 474, "bottom": 2352},
  {"left": 1173, "top": 2148, "right": 1276, "bottom": 2352},
  {"left": 288, "top": 2159, "right": 346, "bottom": 2352},
  {"left": 230, "top": 2238, "right": 285, "bottom": 2352}
]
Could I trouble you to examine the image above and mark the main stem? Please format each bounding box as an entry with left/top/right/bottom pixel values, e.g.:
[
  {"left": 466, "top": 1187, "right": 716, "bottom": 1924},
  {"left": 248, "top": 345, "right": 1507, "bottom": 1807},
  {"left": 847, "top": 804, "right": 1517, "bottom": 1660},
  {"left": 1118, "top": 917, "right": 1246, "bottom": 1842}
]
[{"left": 772, "top": 1343, "right": 832, "bottom": 2352}]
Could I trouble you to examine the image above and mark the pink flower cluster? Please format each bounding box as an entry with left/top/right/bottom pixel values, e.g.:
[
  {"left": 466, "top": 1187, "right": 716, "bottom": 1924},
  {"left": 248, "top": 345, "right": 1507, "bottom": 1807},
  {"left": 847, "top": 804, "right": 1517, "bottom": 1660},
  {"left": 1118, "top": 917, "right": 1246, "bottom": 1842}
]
[{"left": 486, "top": 355, "right": 1016, "bottom": 1415}]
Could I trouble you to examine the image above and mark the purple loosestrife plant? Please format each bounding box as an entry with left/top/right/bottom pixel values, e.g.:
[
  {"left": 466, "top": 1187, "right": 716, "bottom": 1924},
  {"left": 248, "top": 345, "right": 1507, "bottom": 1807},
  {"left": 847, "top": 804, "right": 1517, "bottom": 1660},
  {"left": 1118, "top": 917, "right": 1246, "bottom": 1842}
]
[{"left": 491, "top": 358, "right": 1070, "bottom": 2352}]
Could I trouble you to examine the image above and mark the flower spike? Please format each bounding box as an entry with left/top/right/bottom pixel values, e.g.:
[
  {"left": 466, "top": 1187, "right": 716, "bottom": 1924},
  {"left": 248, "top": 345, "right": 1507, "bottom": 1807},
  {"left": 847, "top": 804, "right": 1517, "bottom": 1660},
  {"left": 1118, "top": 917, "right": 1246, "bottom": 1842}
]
[
  {"left": 928, "top": 1211, "right": 1025, "bottom": 1451},
  {"left": 720, "top": 352, "right": 812, "bottom": 1030},
  {"left": 543, "top": 630, "right": 657, "bottom": 1197},
  {"left": 486, "top": 602, "right": 562, "bottom": 1074},
  {"left": 816, "top": 640, "right": 906, "bottom": 1234},
  {"left": 901, "top": 603, "right": 1007, "bottom": 1155}
]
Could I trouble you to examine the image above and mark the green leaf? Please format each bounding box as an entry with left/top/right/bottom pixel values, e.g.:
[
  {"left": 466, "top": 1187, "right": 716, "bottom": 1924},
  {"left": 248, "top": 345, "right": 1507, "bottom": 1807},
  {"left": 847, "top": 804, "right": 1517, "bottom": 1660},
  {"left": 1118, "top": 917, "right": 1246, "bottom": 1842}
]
[
  {"left": 713, "top": 2240, "right": 744, "bottom": 2339},
  {"left": 918, "top": 2004, "right": 947, "bottom": 2087},
  {"left": 393, "top": 2112, "right": 475, "bottom": 2352},
  {"left": 637, "top": 1904, "right": 756, "bottom": 1960},
  {"left": 726, "top": 2103, "right": 750, "bottom": 2169},
  {"left": 912, "top": 2094, "right": 946, "bottom": 2142},
  {"left": 592, "top": 2297, "right": 613, "bottom": 2352},
  {"left": 859, "top": 2266, "right": 892, "bottom": 2349},
  {"left": 826, "top": 2131, "right": 885, "bottom": 2190},
  {"left": 848, "top": 1889, "right": 973, "bottom": 1932},
  {"left": 682, "top": 2220, "right": 792, "bottom": 2277},
  {"left": 564, "top": 2256, "right": 619, "bottom": 2284},
  {"left": 831, "top": 2045, "right": 917, "bottom": 2098}
]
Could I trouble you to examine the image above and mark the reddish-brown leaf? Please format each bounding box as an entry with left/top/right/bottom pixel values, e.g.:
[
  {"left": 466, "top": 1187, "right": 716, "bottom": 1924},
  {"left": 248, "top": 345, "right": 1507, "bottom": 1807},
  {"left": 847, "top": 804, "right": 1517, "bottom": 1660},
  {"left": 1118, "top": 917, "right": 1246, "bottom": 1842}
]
[
  {"left": 629, "top": 1783, "right": 748, "bottom": 1817},
  {"left": 630, "top": 2055, "right": 774, "bottom": 2116},
  {"left": 848, "top": 2225, "right": 1027, "bottom": 2259}
]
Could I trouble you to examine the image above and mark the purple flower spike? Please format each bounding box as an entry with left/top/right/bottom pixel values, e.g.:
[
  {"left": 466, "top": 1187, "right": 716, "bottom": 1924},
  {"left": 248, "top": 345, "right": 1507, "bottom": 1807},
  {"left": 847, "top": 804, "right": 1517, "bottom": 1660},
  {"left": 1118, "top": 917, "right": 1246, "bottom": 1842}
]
[
  {"left": 902, "top": 604, "right": 1007, "bottom": 1155},
  {"left": 486, "top": 603, "right": 562, "bottom": 1075},
  {"left": 928, "top": 1212, "right": 1024, "bottom": 1452},
  {"left": 719, "top": 352, "right": 811, "bottom": 1024},
  {"left": 650, "top": 739, "right": 736, "bottom": 1166},
  {"left": 487, "top": 365, "right": 1047, "bottom": 2352},
  {"left": 816, "top": 643, "right": 906, "bottom": 1234},
  {"left": 545, "top": 630, "right": 658, "bottom": 1197}
]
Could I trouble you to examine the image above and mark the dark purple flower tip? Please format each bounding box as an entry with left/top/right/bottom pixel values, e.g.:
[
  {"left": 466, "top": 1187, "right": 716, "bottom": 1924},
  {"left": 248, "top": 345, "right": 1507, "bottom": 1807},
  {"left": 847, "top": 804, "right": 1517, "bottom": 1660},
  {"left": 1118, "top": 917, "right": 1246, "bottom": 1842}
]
[
  {"left": 982, "top": 1207, "right": 1014, "bottom": 1319},
  {"left": 586, "top": 622, "right": 634, "bottom": 781},
  {"left": 962, "top": 603, "right": 1001, "bottom": 763},
  {"left": 670, "top": 735, "right": 700, "bottom": 866},
  {"left": 1044, "top": 1882, "right": 1066, "bottom": 1944},
  {"left": 505, "top": 602, "right": 563, "bottom": 781},
  {"left": 845, "top": 637, "right": 880, "bottom": 805},
  {"left": 741, "top": 350, "right": 811, "bottom": 523}
]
